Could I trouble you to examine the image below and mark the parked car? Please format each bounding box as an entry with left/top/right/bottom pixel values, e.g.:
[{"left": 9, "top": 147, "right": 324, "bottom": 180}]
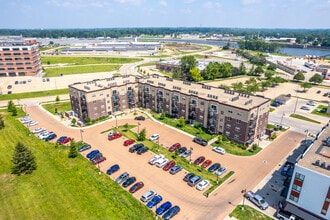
[
  {"left": 32, "top": 127, "right": 45, "bottom": 134},
  {"left": 317, "top": 90, "right": 321, "bottom": 94},
  {"left": 149, "top": 133, "right": 160, "bottom": 141},
  {"left": 163, "top": 160, "right": 176, "bottom": 171},
  {"left": 38, "top": 131, "right": 50, "bottom": 139},
  {"left": 188, "top": 175, "right": 202, "bottom": 187},
  {"left": 27, "top": 121, "right": 38, "bottom": 127},
  {"left": 91, "top": 155, "right": 106, "bottom": 165},
  {"left": 323, "top": 92, "right": 329, "bottom": 97},
  {"left": 108, "top": 132, "right": 122, "bottom": 140},
  {"left": 137, "top": 147, "right": 149, "bottom": 155},
  {"left": 156, "top": 201, "right": 172, "bottom": 215},
  {"left": 129, "top": 181, "right": 144, "bottom": 193},
  {"left": 122, "top": 177, "right": 136, "bottom": 188},
  {"left": 86, "top": 150, "right": 100, "bottom": 159},
  {"left": 181, "top": 150, "right": 192, "bottom": 158},
  {"left": 196, "top": 180, "right": 210, "bottom": 191},
  {"left": 44, "top": 132, "right": 57, "bottom": 141},
  {"left": 106, "top": 164, "right": 120, "bottom": 175},
  {"left": 78, "top": 144, "right": 91, "bottom": 152},
  {"left": 183, "top": 173, "right": 195, "bottom": 182},
  {"left": 149, "top": 154, "right": 165, "bottom": 165},
  {"left": 134, "top": 116, "right": 145, "bottom": 121},
  {"left": 56, "top": 136, "right": 71, "bottom": 145},
  {"left": 177, "top": 147, "right": 187, "bottom": 154},
  {"left": 146, "top": 195, "right": 162, "bottom": 208},
  {"left": 212, "top": 147, "right": 226, "bottom": 155},
  {"left": 271, "top": 101, "right": 280, "bottom": 107},
  {"left": 20, "top": 116, "right": 32, "bottom": 124},
  {"left": 123, "top": 139, "right": 135, "bottom": 146},
  {"left": 208, "top": 163, "right": 221, "bottom": 172},
  {"left": 300, "top": 106, "right": 310, "bottom": 111},
  {"left": 129, "top": 143, "right": 144, "bottom": 153},
  {"left": 7, "top": 85, "right": 12, "bottom": 89},
  {"left": 169, "top": 165, "right": 182, "bottom": 175},
  {"left": 115, "top": 172, "right": 129, "bottom": 184},
  {"left": 141, "top": 190, "right": 157, "bottom": 203},
  {"left": 163, "top": 205, "right": 180, "bottom": 220},
  {"left": 169, "top": 143, "right": 181, "bottom": 152},
  {"left": 215, "top": 166, "right": 227, "bottom": 176},
  {"left": 155, "top": 158, "right": 169, "bottom": 168},
  {"left": 201, "top": 160, "right": 212, "bottom": 168},
  {"left": 194, "top": 156, "right": 205, "bottom": 165},
  {"left": 193, "top": 137, "right": 207, "bottom": 146},
  {"left": 306, "top": 100, "right": 316, "bottom": 106},
  {"left": 108, "top": 131, "right": 115, "bottom": 137},
  {"left": 244, "top": 191, "right": 269, "bottom": 210}
]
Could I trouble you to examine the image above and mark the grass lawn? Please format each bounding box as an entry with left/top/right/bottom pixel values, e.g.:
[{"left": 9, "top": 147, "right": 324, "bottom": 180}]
[
  {"left": 0, "top": 89, "right": 69, "bottom": 101},
  {"left": 0, "top": 110, "right": 154, "bottom": 220},
  {"left": 44, "top": 64, "right": 121, "bottom": 77},
  {"left": 290, "top": 114, "right": 321, "bottom": 124},
  {"left": 42, "top": 101, "right": 72, "bottom": 115},
  {"left": 41, "top": 56, "right": 142, "bottom": 65},
  {"left": 211, "top": 141, "right": 262, "bottom": 156},
  {"left": 229, "top": 205, "right": 273, "bottom": 220},
  {"left": 312, "top": 105, "right": 330, "bottom": 118}
]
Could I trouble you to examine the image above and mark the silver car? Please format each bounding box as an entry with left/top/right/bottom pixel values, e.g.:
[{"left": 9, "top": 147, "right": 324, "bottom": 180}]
[{"left": 115, "top": 172, "right": 129, "bottom": 184}]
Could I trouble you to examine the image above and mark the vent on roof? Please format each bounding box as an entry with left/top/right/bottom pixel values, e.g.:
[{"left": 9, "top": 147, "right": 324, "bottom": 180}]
[
  {"left": 231, "top": 96, "right": 239, "bottom": 101},
  {"left": 84, "top": 86, "right": 90, "bottom": 90}
]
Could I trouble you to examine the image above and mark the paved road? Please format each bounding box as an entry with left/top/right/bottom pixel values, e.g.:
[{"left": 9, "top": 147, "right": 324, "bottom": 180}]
[{"left": 25, "top": 105, "right": 304, "bottom": 220}]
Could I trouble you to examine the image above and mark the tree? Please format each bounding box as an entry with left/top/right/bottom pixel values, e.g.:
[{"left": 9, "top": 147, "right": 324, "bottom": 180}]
[
  {"left": 11, "top": 106, "right": 17, "bottom": 116},
  {"left": 172, "top": 70, "right": 180, "bottom": 79},
  {"left": 264, "top": 71, "right": 274, "bottom": 80},
  {"left": 177, "top": 116, "right": 186, "bottom": 128},
  {"left": 190, "top": 67, "right": 203, "bottom": 82},
  {"left": 56, "top": 96, "right": 60, "bottom": 103},
  {"left": 223, "top": 42, "right": 230, "bottom": 50},
  {"left": 309, "top": 73, "right": 323, "bottom": 84},
  {"left": 219, "top": 62, "right": 233, "bottom": 78},
  {"left": 300, "top": 82, "right": 312, "bottom": 92},
  {"left": 180, "top": 55, "right": 197, "bottom": 81},
  {"left": 71, "top": 118, "right": 77, "bottom": 126},
  {"left": 254, "top": 66, "right": 264, "bottom": 75},
  {"left": 0, "top": 114, "right": 4, "bottom": 129},
  {"left": 267, "top": 63, "right": 277, "bottom": 71},
  {"left": 7, "top": 100, "right": 15, "bottom": 112},
  {"left": 231, "top": 82, "right": 245, "bottom": 93},
  {"left": 239, "top": 62, "right": 247, "bottom": 75},
  {"left": 202, "top": 62, "right": 220, "bottom": 80},
  {"left": 137, "top": 128, "right": 146, "bottom": 141},
  {"left": 68, "top": 139, "right": 78, "bottom": 158},
  {"left": 11, "top": 142, "right": 37, "bottom": 175},
  {"left": 293, "top": 72, "right": 305, "bottom": 81}
]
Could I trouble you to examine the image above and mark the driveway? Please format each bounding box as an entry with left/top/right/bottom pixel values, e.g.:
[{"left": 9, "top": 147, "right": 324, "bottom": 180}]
[{"left": 25, "top": 105, "right": 304, "bottom": 220}]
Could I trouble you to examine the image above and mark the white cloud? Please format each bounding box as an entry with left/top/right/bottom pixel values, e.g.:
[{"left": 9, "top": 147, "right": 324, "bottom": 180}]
[{"left": 159, "top": 0, "right": 167, "bottom": 7}]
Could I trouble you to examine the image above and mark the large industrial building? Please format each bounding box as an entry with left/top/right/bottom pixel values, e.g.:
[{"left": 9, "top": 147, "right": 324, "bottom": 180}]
[
  {"left": 69, "top": 74, "right": 270, "bottom": 145},
  {"left": 0, "top": 36, "right": 42, "bottom": 77},
  {"left": 281, "top": 123, "right": 330, "bottom": 220}
]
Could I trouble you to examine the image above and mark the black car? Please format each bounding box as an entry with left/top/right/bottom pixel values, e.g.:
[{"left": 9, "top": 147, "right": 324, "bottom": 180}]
[
  {"left": 44, "top": 132, "right": 57, "bottom": 141},
  {"left": 183, "top": 173, "right": 195, "bottom": 182},
  {"left": 122, "top": 177, "right": 136, "bottom": 188},
  {"left": 163, "top": 205, "right": 180, "bottom": 220},
  {"left": 78, "top": 144, "right": 91, "bottom": 152},
  {"left": 193, "top": 137, "right": 207, "bottom": 146},
  {"left": 208, "top": 163, "right": 221, "bottom": 172},
  {"left": 129, "top": 143, "right": 144, "bottom": 153},
  {"left": 177, "top": 147, "right": 187, "bottom": 154},
  {"left": 137, "top": 147, "right": 149, "bottom": 155},
  {"left": 134, "top": 116, "right": 145, "bottom": 121}
]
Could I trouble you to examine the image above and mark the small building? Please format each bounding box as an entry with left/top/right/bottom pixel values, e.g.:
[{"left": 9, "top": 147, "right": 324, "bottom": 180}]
[{"left": 275, "top": 94, "right": 291, "bottom": 105}]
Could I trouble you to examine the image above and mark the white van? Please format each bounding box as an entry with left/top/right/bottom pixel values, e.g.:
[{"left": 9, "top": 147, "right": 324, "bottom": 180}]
[{"left": 140, "top": 190, "right": 157, "bottom": 202}]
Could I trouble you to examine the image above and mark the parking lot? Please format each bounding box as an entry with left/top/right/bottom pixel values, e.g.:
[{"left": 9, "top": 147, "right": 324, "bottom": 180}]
[{"left": 25, "top": 105, "right": 305, "bottom": 219}]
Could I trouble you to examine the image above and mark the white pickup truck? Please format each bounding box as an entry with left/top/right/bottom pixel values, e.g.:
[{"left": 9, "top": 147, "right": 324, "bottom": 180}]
[
  {"left": 244, "top": 191, "right": 269, "bottom": 210},
  {"left": 276, "top": 209, "right": 299, "bottom": 220}
]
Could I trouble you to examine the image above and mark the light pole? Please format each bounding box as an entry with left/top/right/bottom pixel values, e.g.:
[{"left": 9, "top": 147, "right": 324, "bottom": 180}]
[
  {"left": 241, "top": 189, "right": 247, "bottom": 210},
  {"left": 280, "top": 112, "right": 285, "bottom": 129},
  {"left": 305, "top": 129, "right": 309, "bottom": 140},
  {"left": 80, "top": 129, "right": 84, "bottom": 142},
  {"left": 189, "top": 147, "right": 193, "bottom": 163},
  {"left": 115, "top": 116, "right": 118, "bottom": 131}
]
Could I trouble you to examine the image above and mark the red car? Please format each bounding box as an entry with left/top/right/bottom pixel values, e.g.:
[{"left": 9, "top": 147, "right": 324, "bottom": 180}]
[
  {"left": 163, "top": 160, "right": 176, "bottom": 171},
  {"left": 194, "top": 156, "right": 206, "bottom": 165},
  {"left": 169, "top": 143, "right": 181, "bottom": 152},
  {"left": 91, "top": 156, "right": 106, "bottom": 165},
  {"left": 129, "top": 181, "right": 144, "bottom": 193},
  {"left": 201, "top": 159, "right": 212, "bottom": 168},
  {"left": 56, "top": 136, "right": 72, "bottom": 145},
  {"left": 123, "top": 139, "right": 135, "bottom": 146},
  {"left": 108, "top": 132, "right": 122, "bottom": 140}
]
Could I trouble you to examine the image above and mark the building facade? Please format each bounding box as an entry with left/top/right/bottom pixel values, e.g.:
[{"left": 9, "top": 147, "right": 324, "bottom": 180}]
[
  {"left": 0, "top": 36, "right": 42, "bottom": 77},
  {"left": 69, "top": 74, "right": 270, "bottom": 145}
]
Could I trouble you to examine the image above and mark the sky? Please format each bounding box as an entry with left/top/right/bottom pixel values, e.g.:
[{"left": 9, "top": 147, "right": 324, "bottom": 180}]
[{"left": 0, "top": 0, "right": 329, "bottom": 29}]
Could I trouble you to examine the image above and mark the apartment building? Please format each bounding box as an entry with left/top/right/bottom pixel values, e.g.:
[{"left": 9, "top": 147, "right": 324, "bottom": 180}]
[
  {"left": 0, "top": 36, "right": 42, "bottom": 77},
  {"left": 69, "top": 74, "right": 270, "bottom": 145},
  {"left": 282, "top": 123, "right": 330, "bottom": 220}
]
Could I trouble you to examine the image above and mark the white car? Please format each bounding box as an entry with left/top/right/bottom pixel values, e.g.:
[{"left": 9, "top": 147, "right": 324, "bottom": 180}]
[
  {"left": 149, "top": 133, "right": 160, "bottom": 141},
  {"left": 32, "top": 127, "right": 45, "bottom": 134},
  {"left": 21, "top": 116, "right": 32, "bottom": 124},
  {"left": 212, "top": 147, "right": 226, "bottom": 154},
  {"left": 155, "top": 158, "right": 168, "bottom": 168},
  {"left": 28, "top": 121, "right": 38, "bottom": 127},
  {"left": 215, "top": 167, "right": 227, "bottom": 176},
  {"left": 306, "top": 100, "right": 316, "bottom": 106},
  {"left": 38, "top": 131, "right": 50, "bottom": 139},
  {"left": 148, "top": 154, "right": 165, "bottom": 165},
  {"left": 196, "top": 180, "right": 210, "bottom": 191}
]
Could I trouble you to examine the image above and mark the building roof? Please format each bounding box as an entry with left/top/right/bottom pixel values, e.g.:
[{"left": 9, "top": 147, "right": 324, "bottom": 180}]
[{"left": 297, "top": 121, "right": 330, "bottom": 176}]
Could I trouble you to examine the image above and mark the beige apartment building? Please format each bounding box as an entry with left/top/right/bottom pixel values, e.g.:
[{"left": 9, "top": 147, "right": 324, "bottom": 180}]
[
  {"left": 69, "top": 74, "right": 270, "bottom": 145},
  {"left": 0, "top": 36, "right": 42, "bottom": 77}
]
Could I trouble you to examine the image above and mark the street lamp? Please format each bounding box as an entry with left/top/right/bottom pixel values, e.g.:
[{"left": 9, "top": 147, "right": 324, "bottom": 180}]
[
  {"left": 115, "top": 115, "right": 118, "bottom": 131},
  {"left": 189, "top": 147, "right": 193, "bottom": 163},
  {"left": 280, "top": 112, "right": 285, "bottom": 129},
  {"left": 305, "top": 129, "right": 309, "bottom": 140},
  {"left": 80, "top": 129, "right": 84, "bottom": 142},
  {"left": 241, "top": 189, "right": 247, "bottom": 210}
]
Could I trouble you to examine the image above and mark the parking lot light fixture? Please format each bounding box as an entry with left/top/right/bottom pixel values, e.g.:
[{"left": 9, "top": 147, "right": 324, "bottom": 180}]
[
  {"left": 241, "top": 189, "right": 247, "bottom": 210},
  {"left": 115, "top": 116, "right": 118, "bottom": 131},
  {"left": 80, "top": 129, "right": 84, "bottom": 142}
]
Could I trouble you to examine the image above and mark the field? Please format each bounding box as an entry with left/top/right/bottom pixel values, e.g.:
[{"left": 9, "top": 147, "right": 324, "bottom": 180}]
[
  {"left": 229, "top": 205, "right": 273, "bottom": 220},
  {"left": 44, "top": 64, "right": 121, "bottom": 77},
  {"left": 41, "top": 56, "right": 142, "bottom": 65},
  {"left": 42, "top": 101, "right": 72, "bottom": 115},
  {"left": 0, "top": 110, "right": 154, "bottom": 220},
  {"left": 0, "top": 89, "right": 69, "bottom": 102}
]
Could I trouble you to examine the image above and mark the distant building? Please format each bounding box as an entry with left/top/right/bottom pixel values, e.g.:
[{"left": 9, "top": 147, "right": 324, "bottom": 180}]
[
  {"left": 281, "top": 122, "right": 330, "bottom": 220},
  {"left": 156, "top": 60, "right": 208, "bottom": 73},
  {"left": 0, "top": 36, "right": 42, "bottom": 77},
  {"left": 69, "top": 74, "right": 271, "bottom": 145}
]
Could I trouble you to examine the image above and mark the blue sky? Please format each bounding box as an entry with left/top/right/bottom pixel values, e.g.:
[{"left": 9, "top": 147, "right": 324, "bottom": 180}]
[{"left": 0, "top": 0, "right": 329, "bottom": 29}]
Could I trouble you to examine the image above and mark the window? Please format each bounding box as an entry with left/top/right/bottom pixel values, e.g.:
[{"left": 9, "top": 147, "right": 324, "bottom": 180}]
[
  {"left": 289, "top": 195, "right": 298, "bottom": 202},
  {"left": 199, "top": 115, "right": 204, "bottom": 119},
  {"left": 221, "top": 111, "right": 224, "bottom": 115},
  {"left": 292, "top": 184, "right": 301, "bottom": 192},
  {"left": 228, "top": 110, "right": 233, "bottom": 113},
  {"left": 234, "top": 134, "right": 239, "bottom": 139},
  {"left": 5, "top": 58, "right": 12, "bottom": 60},
  {"left": 236, "top": 119, "right": 241, "bottom": 124},
  {"left": 27, "top": 67, "right": 32, "bottom": 69},
  {"left": 225, "top": 131, "right": 230, "bottom": 136},
  {"left": 295, "top": 173, "right": 305, "bottom": 181},
  {"left": 8, "top": 68, "right": 15, "bottom": 70},
  {"left": 235, "top": 127, "right": 240, "bottom": 132},
  {"left": 226, "top": 124, "right": 231, "bottom": 128},
  {"left": 15, "top": 58, "right": 22, "bottom": 60},
  {"left": 4, "top": 53, "right": 11, "bottom": 56},
  {"left": 93, "top": 107, "right": 98, "bottom": 110}
]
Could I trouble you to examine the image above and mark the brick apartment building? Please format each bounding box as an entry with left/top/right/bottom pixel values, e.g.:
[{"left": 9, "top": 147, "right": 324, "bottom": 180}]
[
  {"left": 281, "top": 123, "right": 330, "bottom": 220},
  {"left": 0, "top": 36, "right": 42, "bottom": 77},
  {"left": 69, "top": 74, "right": 270, "bottom": 145}
]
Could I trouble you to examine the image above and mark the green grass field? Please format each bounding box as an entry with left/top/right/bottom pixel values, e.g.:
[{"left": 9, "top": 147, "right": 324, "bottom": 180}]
[
  {"left": 42, "top": 101, "right": 72, "bottom": 115},
  {"left": 0, "top": 89, "right": 69, "bottom": 102},
  {"left": 229, "top": 205, "right": 273, "bottom": 220},
  {"left": 0, "top": 110, "right": 154, "bottom": 220},
  {"left": 42, "top": 56, "right": 142, "bottom": 65},
  {"left": 44, "top": 64, "right": 121, "bottom": 77},
  {"left": 290, "top": 114, "right": 321, "bottom": 124}
]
